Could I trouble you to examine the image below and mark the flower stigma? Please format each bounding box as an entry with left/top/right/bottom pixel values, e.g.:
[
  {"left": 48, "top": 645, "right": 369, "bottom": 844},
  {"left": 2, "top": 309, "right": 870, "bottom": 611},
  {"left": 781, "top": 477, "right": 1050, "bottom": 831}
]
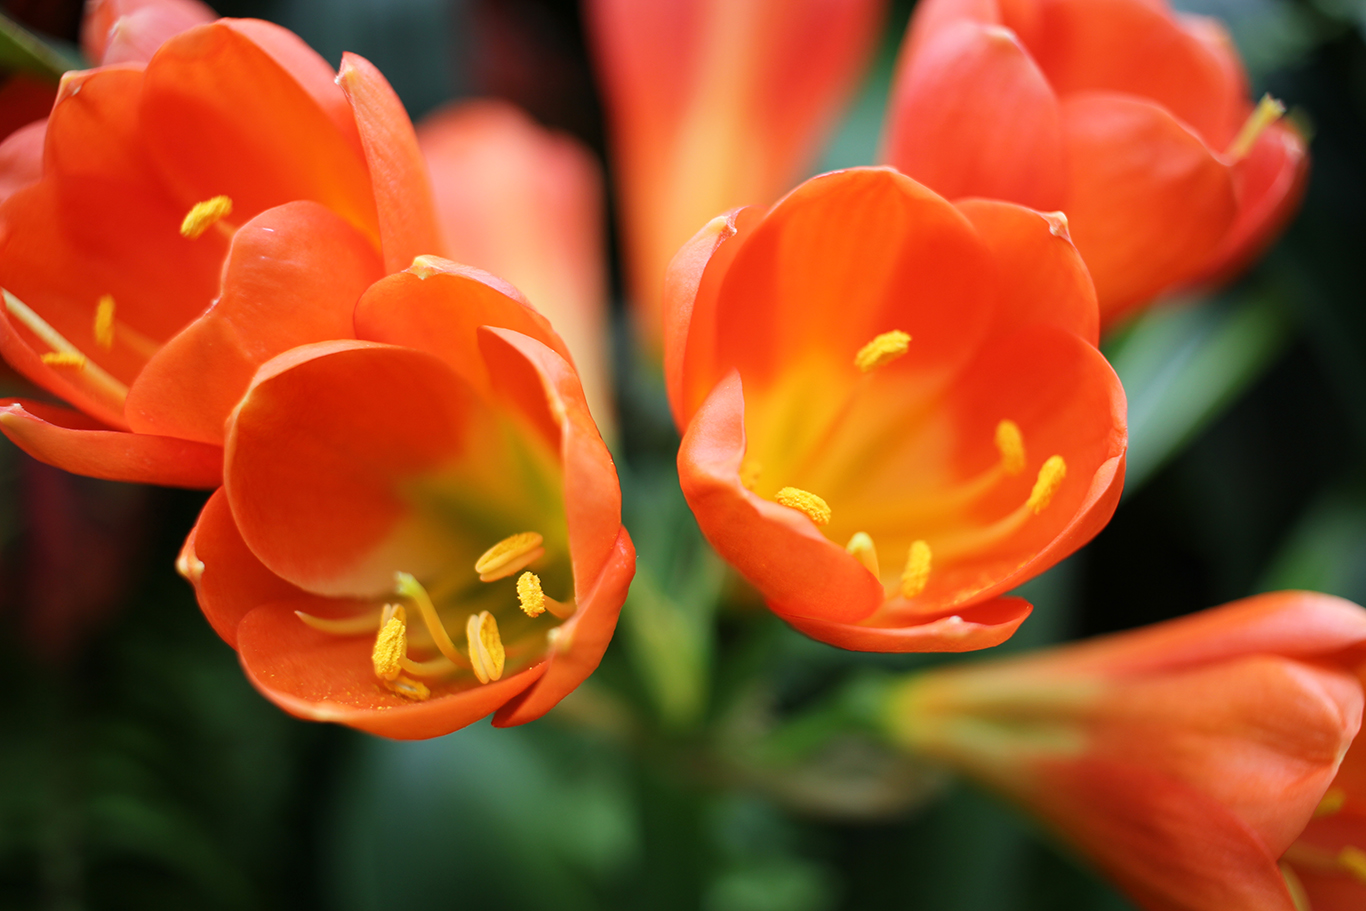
[
  {"left": 180, "top": 195, "right": 235, "bottom": 239},
  {"left": 846, "top": 531, "right": 880, "bottom": 576}
]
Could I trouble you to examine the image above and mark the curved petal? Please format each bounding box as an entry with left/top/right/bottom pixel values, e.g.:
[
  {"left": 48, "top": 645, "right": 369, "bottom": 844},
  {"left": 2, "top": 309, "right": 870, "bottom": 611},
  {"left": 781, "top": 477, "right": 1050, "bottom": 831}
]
[
  {"left": 180, "top": 486, "right": 304, "bottom": 645},
  {"left": 336, "top": 53, "right": 445, "bottom": 271},
  {"left": 678, "top": 371, "right": 885, "bottom": 624},
  {"left": 0, "top": 399, "right": 222, "bottom": 487},
  {"left": 125, "top": 200, "right": 381, "bottom": 445},
  {"left": 0, "top": 120, "right": 45, "bottom": 204},
  {"left": 955, "top": 197, "right": 1099, "bottom": 345},
  {"left": 884, "top": 20, "right": 1065, "bottom": 211},
  {"left": 236, "top": 598, "right": 546, "bottom": 739},
  {"left": 777, "top": 596, "right": 1032, "bottom": 652},
  {"left": 1060, "top": 93, "right": 1237, "bottom": 324},
  {"left": 88, "top": 0, "right": 217, "bottom": 65}
]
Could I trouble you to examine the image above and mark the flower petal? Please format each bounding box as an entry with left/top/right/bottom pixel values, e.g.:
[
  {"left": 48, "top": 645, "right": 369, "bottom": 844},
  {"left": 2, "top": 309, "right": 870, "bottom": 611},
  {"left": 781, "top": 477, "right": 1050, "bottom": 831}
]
[
  {"left": 87, "top": 0, "right": 216, "bottom": 65},
  {"left": 777, "top": 596, "right": 1032, "bottom": 652},
  {"left": 0, "top": 120, "right": 45, "bottom": 204}
]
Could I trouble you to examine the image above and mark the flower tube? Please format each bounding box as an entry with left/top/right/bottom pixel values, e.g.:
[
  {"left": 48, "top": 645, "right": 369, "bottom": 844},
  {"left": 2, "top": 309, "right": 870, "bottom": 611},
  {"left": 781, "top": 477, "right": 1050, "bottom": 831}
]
[
  {"left": 885, "top": 592, "right": 1366, "bottom": 911},
  {"left": 884, "top": 0, "right": 1309, "bottom": 327},
  {"left": 667, "top": 167, "right": 1125, "bottom": 651},
  {"left": 178, "top": 256, "right": 634, "bottom": 739}
]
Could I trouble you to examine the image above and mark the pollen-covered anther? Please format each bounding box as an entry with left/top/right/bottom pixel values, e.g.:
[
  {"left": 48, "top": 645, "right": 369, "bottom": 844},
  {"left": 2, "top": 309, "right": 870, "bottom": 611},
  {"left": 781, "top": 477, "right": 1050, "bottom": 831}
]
[
  {"left": 467, "top": 610, "right": 505, "bottom": 684},
  {"left": 475, "top": 531, "right": 545, "bottom": 582},
  {"left": 179, "top": 195, "right": 233, "bottom": 239},
  {"left": 1339, "top": 846, "right": 1366, "bottom": 884},
  {"left": 1026, "top": 455, "right": 1067, "bottom": 515},
  {"left": 854, "top": 330, "right": 911, "bottom": 373},
  {"left": 1227, "top": 93, "right": 1286, "bottom": 160},
  {"left": 901, "top": 540, "right": 932, "bottom": 598},
  {"left": 41, "top": 351, "right": 86, "bottom": 368},
  {"left": 995, "top": 420, "right": 1025, "bottom": 475},
  {"left": 517, "top": 571, "right": 546, "bottom": 618},
  {"left": 93, "top": 295, "right": 115, "bottom": 350},
  {"left": 776, "top": 487, "right": 831, "bottom": 525},
  {"left": 371, "top": 605, "right": 407, "bottom": 681},
  {"left": 845, "top": 532, "right": 880, "bottom": 577},
  {"left": 1316, "top": 787, "right": 1347, "bottom": 818}
]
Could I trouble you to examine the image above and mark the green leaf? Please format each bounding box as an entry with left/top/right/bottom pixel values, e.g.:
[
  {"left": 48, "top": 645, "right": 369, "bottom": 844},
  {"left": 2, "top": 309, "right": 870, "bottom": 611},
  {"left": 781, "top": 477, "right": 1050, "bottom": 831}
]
[
  {"left": 1104, "top": 288, "right": 1292, "bottom": 494},
  {"left": 1258, "top": 478, "right": 1366, "bottom": 601},
  {"left": 0, "top": 12, "right": 84, "bottom": 82}
]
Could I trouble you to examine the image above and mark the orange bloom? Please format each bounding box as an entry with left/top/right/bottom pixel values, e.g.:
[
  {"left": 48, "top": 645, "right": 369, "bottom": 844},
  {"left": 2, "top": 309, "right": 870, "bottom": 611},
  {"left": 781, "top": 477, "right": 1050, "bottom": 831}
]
[
  {"left": 884, "top": 0, "right": 1308, "bottom": 328},
  {"left": 886, "top": 592, "right": 1366, "bottom": 911},
  {"left": 417, "top": 99, "right": 614, "bottom": 436},
  {"left": 666, "top": 167, "right": 1125, "bottom": 651},
  {"left": 82, "top": 0, "right": 216, "bottom": 65},
  {"left": 178, "top": 257, "right": 633, "bottom": 739},
  {"left": 0, "top": 21, "right": 443, "bottom": 487},
  {"left": 585, "top": 0, "right": 885, "bottom": 348}
]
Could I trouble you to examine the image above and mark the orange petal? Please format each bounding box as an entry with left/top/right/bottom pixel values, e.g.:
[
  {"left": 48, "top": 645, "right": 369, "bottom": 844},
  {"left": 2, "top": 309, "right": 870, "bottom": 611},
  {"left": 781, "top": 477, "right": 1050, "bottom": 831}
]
[
  {"left": 0, "top": 120, "right": 45, "bottom": 204},
  {"left": 678, "top": 371, "right": 885, "bottom": 624},
  {"left": 336, "top": 53, "right": 445, "bottom": 271},
  {"left": 778, "top": 596, "right": 1032, "bottom": 652},
  {"left": 884, "top": 20, "right": 1065, "bottom": 210},
  {"left": 0, "top": 399, "right": 221, "bottom": 487},
  {"left": 85, "top": 0, "right": 216, "bottom": 65},
  {"left": 125, "top": 200, "right": 382, "bottom": 445},
  {"left": 1060, "top": 92, "right": 1237, "bottom": 325}
]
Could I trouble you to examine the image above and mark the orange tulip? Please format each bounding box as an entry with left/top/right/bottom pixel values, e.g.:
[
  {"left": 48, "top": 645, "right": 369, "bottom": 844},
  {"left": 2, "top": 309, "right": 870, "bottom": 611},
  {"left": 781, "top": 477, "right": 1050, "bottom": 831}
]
[
  {"left": 585, "top": 0, "right": 885, "bottom": 349},
  {"left": 666, "top": 167, "right": 1125, "bottom": 651},
  {"left": 884, "top": 0, "right": 1308, "bottom": 328},
  {"left": 886, "top": 592, "right": 1366, "bottom": 911},
  {"left": 417, "top": 99, "right": 614, "bottom": 436},
  {"left": 177, "top": 256, "right": 634, "bottom": 738},
  {"left": 0, "top": 21, "right": 444, "bottom": 487}
]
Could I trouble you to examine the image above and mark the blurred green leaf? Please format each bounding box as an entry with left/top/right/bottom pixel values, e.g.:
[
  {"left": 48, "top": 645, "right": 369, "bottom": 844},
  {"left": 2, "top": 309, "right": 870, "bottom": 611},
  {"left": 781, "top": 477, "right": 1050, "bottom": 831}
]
[
  {"left": 0, "top": 12, "right": 83, "bottom": 82},
  {"left": 1258, "top": 477, "right": 1366, "bottom": 601},
  {"left": 1105, "top": 289, "right": 1292, "bottom": 495}
]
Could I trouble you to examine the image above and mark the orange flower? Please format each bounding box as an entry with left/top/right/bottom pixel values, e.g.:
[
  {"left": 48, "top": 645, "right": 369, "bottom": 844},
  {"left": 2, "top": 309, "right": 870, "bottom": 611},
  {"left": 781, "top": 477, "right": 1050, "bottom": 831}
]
[
  {"left": 585, "top": 0, "right": 885, "bottom": 348},
  {"left": 82, "top": 0, "right": 216, "bottom": 65},
  {"left": 178, "top": 257, "right": 633, "bottom": 738},
  {"left": 417, "top": 99, "right": 614, "bottom": 436},
  {"left": 0, "top": 21, "right": 444, "bottom": 487},
  {"left": 666, "top": 167, "right": 1125, "bottom": 651},
  {"left": 884, "top": 0, "right": 1308, "bottom": 328},
  {"left": 886, "top": 592, "right": 1366, "bottom": 911}
]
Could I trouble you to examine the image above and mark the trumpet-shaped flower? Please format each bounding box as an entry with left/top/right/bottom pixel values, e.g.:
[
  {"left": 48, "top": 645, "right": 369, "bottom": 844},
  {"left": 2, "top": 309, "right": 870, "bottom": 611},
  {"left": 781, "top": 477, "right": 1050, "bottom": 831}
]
[
  {"left": 884, "top": 0, "right": 1309, "bottom": 327},
  {"left": 666, "top": 167, "right": 1125, "bottom": 651},
  {"left": 886, "top": 592, "right": 1366, "bottom": 911},
  {"left": 0, "top": 22, "right": 443, "bottom": 487},
  {"left": 178, "top": 257, "right": 634, "bottom": 738},
  {"left": 585, "top": 0, "right": 885, "bottom": 348}
]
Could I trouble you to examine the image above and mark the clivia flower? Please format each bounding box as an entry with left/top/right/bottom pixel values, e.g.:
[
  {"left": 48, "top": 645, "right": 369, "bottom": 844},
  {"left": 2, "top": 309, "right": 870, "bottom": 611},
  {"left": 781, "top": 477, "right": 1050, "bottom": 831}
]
[
  {"left": 884, "top": 0, "right": 1309, "bottom": 328},
  {"left": 585, "top": 0, "right": 885, "bottom": 348},
  {"left": 666, "top": 167, "right": 1126, "bottom": 652},
  {"left": 885, "top": 591, "right": 1366, "bottom": 911},
  {"left": 177, "top": 256, "right": 635, "bottom": 738}
]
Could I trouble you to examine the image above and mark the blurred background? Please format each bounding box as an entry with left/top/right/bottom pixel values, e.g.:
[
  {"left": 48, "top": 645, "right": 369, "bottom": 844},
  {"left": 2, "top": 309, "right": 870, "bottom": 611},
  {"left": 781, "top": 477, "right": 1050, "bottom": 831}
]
[{"left": 1, "top": 0, "right": 1364, "bottom": 908}]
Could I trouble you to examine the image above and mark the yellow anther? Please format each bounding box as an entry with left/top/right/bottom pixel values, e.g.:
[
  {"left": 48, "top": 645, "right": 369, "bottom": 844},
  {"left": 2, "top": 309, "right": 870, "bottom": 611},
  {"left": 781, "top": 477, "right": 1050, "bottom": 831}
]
[
  {"left": 93, "top": 294, "right": 115, "bottom": 350},
  {"left": 740, "top": 457, "right": 762, "bottom": 491},
  {"left": 1316, "top": 787, "right": 1347, "bottom": 818},
  {"left": 854, "top": 330, "right": 911, "bottom": 373},
  {"left": 517, "top": 571, "right": 546, "bottom": 618},
  {"left": 180, "top": 195, "right": 233, "bottom": 239},
  {"left": 995, "top": 419, "right": 1025, "bottom": 476},
  {"left": 776, "top": 486, "right": 831, "bottom": 525},
  {"left": 371, "top": 606, "right": 407, "bottom": 681},
  {"left": 5, "top": 289, "right": 130, "bottom": 406},
  {"left": 901, "top": 540, "right": 932, "bottom": 598},
  {"left": 41, "top": 351, "right": 86, "bottom": 368},
  {"left": 845, "top": 532, "right": 880, "bottom": 577},
  {"left": 1339, "top": 846, "right": 1366, "bottom": 884},
  {"left": 475, "top": 531, "right": 545, "bottom": 582},
  {"left": 1027, "top": 455, "right": 1067, "bottom": 514},
  {"left": 466, "top": 610, "right": 505, "bottom": 684},
  {"left": 1227, "top": 94, "right": 1286, "bottom": 160},
  {"left": 387, "top": 675, "right": 431, "bottom": 701}
]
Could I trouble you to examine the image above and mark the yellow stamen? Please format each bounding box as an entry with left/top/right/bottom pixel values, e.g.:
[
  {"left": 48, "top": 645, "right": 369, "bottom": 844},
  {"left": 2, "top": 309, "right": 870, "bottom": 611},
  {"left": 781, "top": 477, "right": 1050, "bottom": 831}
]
[
  {"left": 1227, "top": 94, "right": 1286, "bottom": 160},
  {"left": 41, "top": 351, "right": 86, "bottom": 367},
  {"left": 995, "top": 420, "right": 1025, "bottom": 476},
  {"left": 180, "top": 195, "right": 233, "bottom": 239},
  {"left": 854, "top": 330, "right": 911, "bottom": 373},
  {"left": 93, "top": 295, "right": 116, "bottom": 350},
  {"left": 466, "top": 610, "right": 505, "bottom": 684},
  {"left": 474, "top": 531, "right": 545, "bottom": 582},
  {"left": 394, "top": 571, "right": 464, "bottom": 665},
  {"left": 1026, "top": 455, "right": 1067, "bottom": 514},
  {"left": 517, "top": 571, "right": 546, "bottom": 618},
  {"left": 387, "top": 675, "right": 431, "bottom": 701},
  {"left": 1279, "top": 863, "right": 1310, "bottom": 911},
  {"left": 3, "top": 289, "right": 129, "bottom": 405},
  {"left": 740, "top": 457, "right": 762, "bottom": 491},
  {"left": 845, "top": 532, "right": 880, "bottom": 577},
  {"left": 1316, "top": 787, "right": 1347, "bottom": 818},
  {"left": 901, "top": 540, "right": 932, "bottom": 598},
  {"left": 371, "top": 606, "right": 406, "bottom": 681},
  {"left": 1339, "top": 846, "right": 1366, "bottom": 884},
  {"left": 294, "top": 608, "right": 384, "bottom": 636},
  {"left": 775, "top": 486, "right": 831, "bottom": 525}
]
